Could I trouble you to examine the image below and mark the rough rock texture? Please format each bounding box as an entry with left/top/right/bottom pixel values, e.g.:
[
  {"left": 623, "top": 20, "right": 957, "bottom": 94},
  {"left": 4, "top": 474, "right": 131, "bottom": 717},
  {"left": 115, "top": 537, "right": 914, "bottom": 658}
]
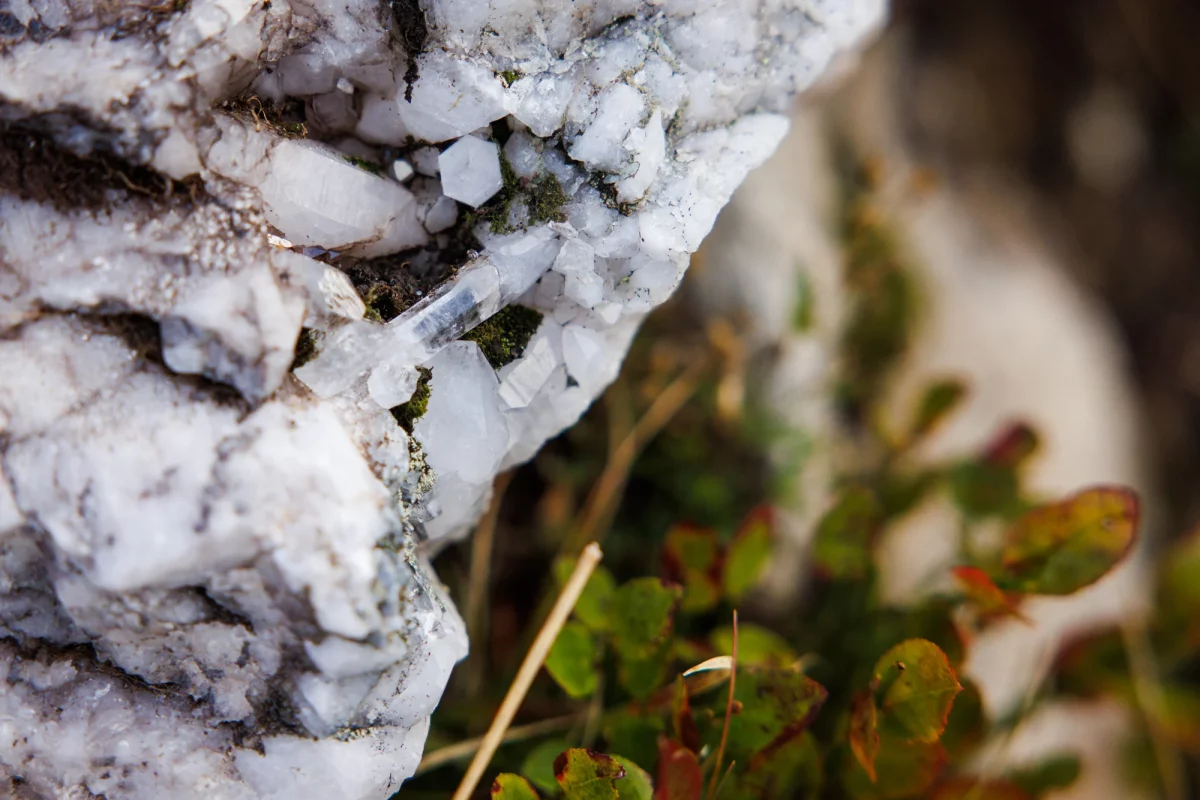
[{"left": 0, "top": 0, "right": 883, "bottom": 797}]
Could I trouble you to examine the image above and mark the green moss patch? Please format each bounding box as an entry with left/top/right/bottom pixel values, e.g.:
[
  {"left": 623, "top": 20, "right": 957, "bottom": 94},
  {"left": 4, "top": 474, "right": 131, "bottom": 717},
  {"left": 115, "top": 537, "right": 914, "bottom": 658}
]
[
  {"left": 469, "top": 151, "right": 569, "bottom": 235},
  {"left": 462, "top": 305, "right": 544, "bottom": 369},
  {"left": 390, "top": 367, "right": 432, "bottom": 433},
  {"left": 290, "top": 328, "right": 321, "bottom": 371},
  {"left": 344, "top": 155, "right": 383, "bottom": 175},
  {"left": 527, "top": 173, "right": 568, "bottom": 225}
]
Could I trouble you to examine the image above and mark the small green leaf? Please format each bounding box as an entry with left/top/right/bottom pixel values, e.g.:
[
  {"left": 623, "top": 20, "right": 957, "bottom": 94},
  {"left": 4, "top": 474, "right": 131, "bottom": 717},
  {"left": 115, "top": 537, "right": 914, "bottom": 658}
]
[
  {"left": 701, "top": 666, "right": 827, "bottom": 767},
  {"left": 611, "top": 756, "right": 654, "bottom": 800},
  {"left": 909, "top": 379, "right": 966, "bottom": 441},
  {"left": 710, "top": 624, "right": 796, "bottom": 668},
  {"left": 546, "top": 620, "right": 600, "bottom": 699},
  {"left": 722, "top": 506, "right": 774, "bottom": 601},
  {"left": 555, "top": 558, "right": 617, "bottom": 632},
  {"left": 1007, "top": 753, "right": 1081, "bottom": 795},
  {"left": 812, "top": 487, "right": 880, "bottom": 580},
  {"left": 872, "top": 639, "right": 961, "bottom": 744},
  {"left": 492, "top": 773, "right": 541, "bottom": 800},
  {"left": 843, "top": 735, "right": 947, "bottom": 799},
  {"left": 671, "top": 637, "right": 708, "bottom": 667},
  {"left": 998, "top": 486, "right": 1139, "bottom": 595},
  {"left": 720, "top": 732, "right": 822, "bottom": 800},
  {"left": 604, "top": 714, "right": 665, "bottom": 773},
  {"left": 876, "top": 470, "right": 939, "bottom": 521},
  {"left": 849, "top": 691, "right": 880, "bottom": 782},
  {"left": 940, "top": 680, "right": 985, "bottom": 763},
  {"left": 521, "top": 740, "right": 572, "bottom": 795},
  {"left": 610, "top": 578, "right": 682, "bottom": 699},
  {"left": 662, "top": 525, "right": 722, "bottom": 614},
  {"left": 948, "top": 423, "right": 1040, "bottom": 519},
  {"left": 947, "top": 460, "right": 1022, "bottom": 520},
  {"left": 555, "top": 749, "right": 625, "bottom": 800},
  {"left": 951, "top": 566, "right": 1028, "bottom": 622},
  {"left": 655, "top": 737, "right": 703, "bottom": 800}
]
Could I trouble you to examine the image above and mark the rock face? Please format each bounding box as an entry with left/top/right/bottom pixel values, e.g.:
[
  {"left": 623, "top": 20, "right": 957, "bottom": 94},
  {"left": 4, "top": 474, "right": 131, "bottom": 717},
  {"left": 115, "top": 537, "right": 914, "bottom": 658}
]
[{"left": 0, "top": 0, "right": 883, "bottom": 797}]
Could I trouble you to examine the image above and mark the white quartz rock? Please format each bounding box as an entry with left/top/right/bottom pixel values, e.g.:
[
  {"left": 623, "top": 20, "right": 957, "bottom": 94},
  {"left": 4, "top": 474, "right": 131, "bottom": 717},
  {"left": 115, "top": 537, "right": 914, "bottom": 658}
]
[
  {"left": 278, "top": 251, "right": 368, "bottom": 324},
  {"left": 0, "top": 317, "right": 466, "bottom": 798},
  {"left": 617, "top": 108, "right": 667, "bottom": 203},
  {"left": 0, "top": 191, "right": 304, "bottom": 403},
  {"left": 498, "top": 331, "right": 556, "bottom": 409},
  {"left": 562, "top": 323, "right": 608, "bottom": 390},
  {"left": 208, "top": 127, "right": 428, "bottom": 257},
  {"left": 509, "top": 72, "right": 579, "bottom": 137},
  {"left": 424, "top": 195, "right": 460, "bottom": 233},
  {"left": 414, "top": 341, "right": 509, "bottom": 485},
  {"left": 439, "top": 135, "right": 504, "bottom": 208},
  {"left": 567, "top": 83, "right": 646, "bottom": 171},
  {"left": 0, "top": 0, "right": 885, "bottom": 794},
  {"left": 368, "top": 361, "right": 420, "bottom": 408},
  {"left": 411, "top": 146, "right": 442, "bottom": 176},
  {"left": 397, "top": 50, "right": 507, "bottom": 143},
  {"left": 553, "top": 235, "right": 605, "bottom": 309}
]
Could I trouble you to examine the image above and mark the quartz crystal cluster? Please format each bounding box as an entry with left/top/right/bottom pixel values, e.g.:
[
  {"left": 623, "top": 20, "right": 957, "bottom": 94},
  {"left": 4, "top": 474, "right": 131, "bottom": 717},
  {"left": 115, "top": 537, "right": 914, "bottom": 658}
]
[{"left": 0, "top": 0, "right": 883, "bottom": 797}]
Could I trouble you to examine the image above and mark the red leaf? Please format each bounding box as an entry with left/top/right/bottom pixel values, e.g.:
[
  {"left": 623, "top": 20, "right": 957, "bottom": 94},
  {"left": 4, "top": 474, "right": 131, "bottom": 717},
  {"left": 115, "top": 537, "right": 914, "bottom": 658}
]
[
  {"left": 951, "top": 566, "right": 1030, "bottom": 623},
  {"left": 655, "top": 738, "right": 703, "bottom": 800},
  {"left": 849, "top": 690, "right": 880, "bottom": 782},
  {"left": 982, "top": 422, "right": 1039, "bottom": 468},
  {"left": 672, "top": 676, "right": 701, "bottom": 753}
]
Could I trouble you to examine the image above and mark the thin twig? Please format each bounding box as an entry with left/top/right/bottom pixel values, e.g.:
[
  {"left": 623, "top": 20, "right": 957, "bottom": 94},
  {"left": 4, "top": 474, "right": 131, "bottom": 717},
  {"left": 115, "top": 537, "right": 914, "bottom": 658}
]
[
  {"left": 712, "top": 760, "right": 737, "bottom": 800},
  {"left": 707, "top": 609, "right": 739, "bottom": 800},
  {"left": 564, "top": 359, "right": 707, "bottom": 555},
  {"left": 451, "top": 542, "right": 605, "bottom": 800},
  {"left": 464, "top": 471, "right": 514, "bottom": 698},
  {"left": 1121, "top": 620, "right": 1186, "bottom": 800},
  {"left": 416, "top": 711, "right": 587, "bottom": 776}
]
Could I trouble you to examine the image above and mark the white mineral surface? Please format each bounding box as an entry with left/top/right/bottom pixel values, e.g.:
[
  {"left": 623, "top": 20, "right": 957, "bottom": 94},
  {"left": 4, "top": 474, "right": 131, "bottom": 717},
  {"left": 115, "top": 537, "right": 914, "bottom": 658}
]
[{"left": 0, "top": 0, "right": 884, "bottom": 797}]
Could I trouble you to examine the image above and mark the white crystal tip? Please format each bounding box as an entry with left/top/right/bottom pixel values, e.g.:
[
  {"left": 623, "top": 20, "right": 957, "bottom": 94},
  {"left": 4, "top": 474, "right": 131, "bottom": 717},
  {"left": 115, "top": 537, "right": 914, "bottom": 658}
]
[{"left": 439, "top": 136, "right": 504, "bottom": 209}]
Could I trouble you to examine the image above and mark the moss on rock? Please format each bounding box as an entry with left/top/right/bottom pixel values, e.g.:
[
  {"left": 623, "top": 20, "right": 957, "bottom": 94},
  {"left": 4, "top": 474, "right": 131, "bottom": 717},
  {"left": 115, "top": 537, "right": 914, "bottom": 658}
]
[
  {"left": 462, "top": 305, "right": 543, "bottom": 369},
  {"left": 527, "top": 173, "right": 568, "bottom": 225},
  {"left": 290, "top": 328, "right": 321, "bottom": 371},
  {"left": 390, "top": 367, "right": 432, "bottom": 433}
]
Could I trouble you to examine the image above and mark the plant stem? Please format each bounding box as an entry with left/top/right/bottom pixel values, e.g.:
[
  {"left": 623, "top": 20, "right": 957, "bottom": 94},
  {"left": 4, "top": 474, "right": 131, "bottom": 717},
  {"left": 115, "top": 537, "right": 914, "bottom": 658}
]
[{"left": 707, "top": 609, "right": 739, "bottom": 800}]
